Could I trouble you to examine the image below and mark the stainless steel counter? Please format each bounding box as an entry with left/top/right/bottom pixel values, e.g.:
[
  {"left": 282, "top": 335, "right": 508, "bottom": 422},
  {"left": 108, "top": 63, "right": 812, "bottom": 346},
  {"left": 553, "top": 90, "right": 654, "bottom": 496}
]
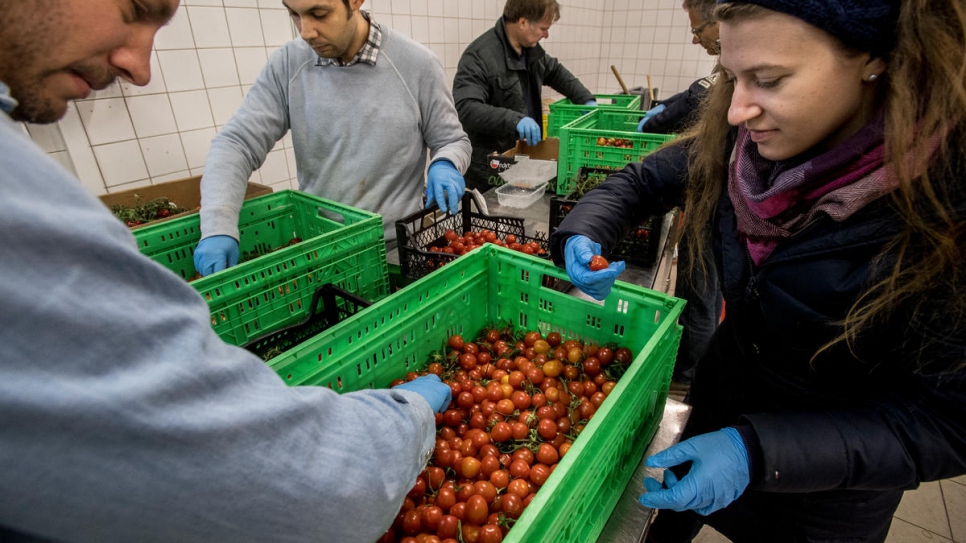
[{"left": 597, "top": 398, "right": 691, "bottom": 542}]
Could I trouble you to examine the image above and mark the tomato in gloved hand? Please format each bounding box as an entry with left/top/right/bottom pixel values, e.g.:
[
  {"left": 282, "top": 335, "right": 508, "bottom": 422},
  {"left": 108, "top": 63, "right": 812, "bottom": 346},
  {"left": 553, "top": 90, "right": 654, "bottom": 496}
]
[{"left": 589, "top": 255, "right": 609, "bottom": 271}]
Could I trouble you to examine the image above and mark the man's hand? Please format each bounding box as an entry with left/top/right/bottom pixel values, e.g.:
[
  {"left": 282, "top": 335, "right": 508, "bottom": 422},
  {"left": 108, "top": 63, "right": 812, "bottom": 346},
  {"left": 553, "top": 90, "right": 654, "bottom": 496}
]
[
  {"left": 516, "top": 117, "right": 542, "bottom": 146},
  {"left": 426, "top": 160, "right": 465, "bottom": 213},
  {"left": 393, "top": 374, "right": 452, "bottom": 413},
  {"left": 638, "top": 103, "right": 667, "bottom": 132},
  {"left": 193, "top": 235, "right": 240, "bottom": 276}
]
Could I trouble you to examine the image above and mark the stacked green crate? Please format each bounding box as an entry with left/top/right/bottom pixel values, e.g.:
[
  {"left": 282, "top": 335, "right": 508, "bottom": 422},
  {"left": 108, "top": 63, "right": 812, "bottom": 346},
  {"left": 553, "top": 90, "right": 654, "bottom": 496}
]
[
  {"left": 556, "top": 109, "right": 676, "bottom": 195},
  {"left": 268, "top": 244, "right": 684, "bottom": 543},
  {"left": 133, "top": 190, "right": 389, "bottom": 346},
  {"left": 546, "top": 93, "right": 642, "bottom": 138}
]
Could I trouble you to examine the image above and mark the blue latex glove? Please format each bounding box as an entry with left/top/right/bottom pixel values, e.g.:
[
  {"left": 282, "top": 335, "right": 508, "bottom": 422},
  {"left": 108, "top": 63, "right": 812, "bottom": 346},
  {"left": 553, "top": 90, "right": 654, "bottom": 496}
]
[
  {"left": 393, "top": 374, "right": 452, "bottom": 414},
  {"left": 426, "top": 160, "right": 465, "bottom": 214},
  {"left": 638, "top": 103, "right": 667, "bottom": 132},
  {"left": 564, "top": 235, "right": 626, "bottom": 300},
  {"left": 638, "top": 427, "right": 750, "bottom": 516},
  {"left": 583, "top": 100, "right": 598, "bottom": 107},
  {"left": 516, "top": 116, "right": 542, "bottom": 146},
  {"left": 193, "top": 235, "right": 239, "bottom": 277}
]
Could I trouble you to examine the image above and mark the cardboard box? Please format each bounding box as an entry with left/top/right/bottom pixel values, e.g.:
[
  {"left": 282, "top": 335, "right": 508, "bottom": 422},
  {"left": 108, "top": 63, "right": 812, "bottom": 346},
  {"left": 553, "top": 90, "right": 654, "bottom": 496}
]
[
  {"left": 99, "top": 175, "right": 273, "bottom": 228},
  {"left": 485, "top": 137, "right": 559, "bottom": 188}
]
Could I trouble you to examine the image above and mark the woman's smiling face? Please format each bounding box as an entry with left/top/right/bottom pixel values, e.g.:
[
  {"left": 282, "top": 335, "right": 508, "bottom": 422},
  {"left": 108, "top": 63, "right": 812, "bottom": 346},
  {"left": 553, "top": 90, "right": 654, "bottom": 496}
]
[{"left": 719, "top": 10, "right": 885, "bottom": 161}]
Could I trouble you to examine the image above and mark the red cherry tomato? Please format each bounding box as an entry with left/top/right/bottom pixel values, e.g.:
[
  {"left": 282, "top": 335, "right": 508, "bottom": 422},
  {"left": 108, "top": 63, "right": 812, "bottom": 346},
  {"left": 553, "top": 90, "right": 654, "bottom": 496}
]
[{"left": 589, "top": 255, "right": 609, "bottom": 271}]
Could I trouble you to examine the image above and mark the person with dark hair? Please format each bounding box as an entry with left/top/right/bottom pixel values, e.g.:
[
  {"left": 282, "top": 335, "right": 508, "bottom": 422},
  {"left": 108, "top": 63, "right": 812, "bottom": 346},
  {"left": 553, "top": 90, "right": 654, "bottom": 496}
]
[
  {"left": 453, "top": 0, "right": 596, "bottom": 192},
  {"left": 193, "top": 0, "right": 471, "bottom": 276},
  {"left": 639, "top": 0, "right": 725, "bottom": 399},
  {"left": 0, "top": 1, "right": 452, "bottom": 541},
  {"left": 551, "top": 1, "right": 966, "bottom": 541},
  {"left": 639, "top": 0, "right": 720, "bottom": 135}
]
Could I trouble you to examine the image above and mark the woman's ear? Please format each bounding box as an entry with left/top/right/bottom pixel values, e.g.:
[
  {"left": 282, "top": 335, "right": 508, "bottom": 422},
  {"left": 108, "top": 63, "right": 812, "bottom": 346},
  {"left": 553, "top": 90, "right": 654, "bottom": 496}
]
[{"left": 865, "top": 56, "right": 888, "bottom": 81}]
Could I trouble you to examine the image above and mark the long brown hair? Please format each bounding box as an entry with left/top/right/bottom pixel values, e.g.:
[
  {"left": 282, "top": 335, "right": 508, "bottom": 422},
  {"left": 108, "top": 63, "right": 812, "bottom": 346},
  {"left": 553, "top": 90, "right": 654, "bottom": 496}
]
[{"left": 677, "top": 1, "right": 966, "bottom": 369}]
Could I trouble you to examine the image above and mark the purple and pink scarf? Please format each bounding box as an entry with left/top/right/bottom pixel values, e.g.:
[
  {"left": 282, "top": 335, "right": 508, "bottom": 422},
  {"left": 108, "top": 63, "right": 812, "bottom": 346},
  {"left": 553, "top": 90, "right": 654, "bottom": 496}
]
[{"left": 728, "top": 113, "right": 897, "bottom": 265}]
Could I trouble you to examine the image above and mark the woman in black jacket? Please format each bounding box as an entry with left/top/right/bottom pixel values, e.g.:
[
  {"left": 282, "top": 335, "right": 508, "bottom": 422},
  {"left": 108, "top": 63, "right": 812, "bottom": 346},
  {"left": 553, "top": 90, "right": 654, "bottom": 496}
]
[{"left": 549, "top": 1, "right": 966, "bottom": 541}]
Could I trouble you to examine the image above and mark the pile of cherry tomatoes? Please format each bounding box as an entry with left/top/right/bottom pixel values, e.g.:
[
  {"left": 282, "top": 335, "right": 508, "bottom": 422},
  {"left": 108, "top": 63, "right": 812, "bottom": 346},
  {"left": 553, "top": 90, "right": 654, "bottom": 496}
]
[
  {"left": 594, "top": 137, "right": 635, "bottom": 149},
  {"left": 380, "top": 326, "right": 633, "bottom": 543},
  {"left": 428, "top": 229, "right": 547, "bottom": 258}
]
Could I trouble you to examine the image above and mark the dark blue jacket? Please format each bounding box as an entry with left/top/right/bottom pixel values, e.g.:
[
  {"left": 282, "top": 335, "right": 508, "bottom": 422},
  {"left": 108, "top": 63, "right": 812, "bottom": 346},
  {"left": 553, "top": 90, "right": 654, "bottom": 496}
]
[
  {"left": 549, "top": 142, "right": 966, "bottom": 502},
  {"left": 644, "top": 74, "right": 718, "bottom": 135},
  {"left": 453, "top": 18, "right": 594, "bottom": 191}
]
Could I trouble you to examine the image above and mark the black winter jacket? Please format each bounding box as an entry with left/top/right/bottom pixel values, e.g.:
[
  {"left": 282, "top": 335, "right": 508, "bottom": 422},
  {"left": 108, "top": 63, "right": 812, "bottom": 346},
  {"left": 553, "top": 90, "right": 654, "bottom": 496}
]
[
  {"left": 644, "top": 74, "right": 717, "bottom": 135},
  {"left": 549, "top": 142, "right": 966, "bottom": 524},
  {"left": 453, "top": 18, "right": 594, "bottom": 192}
]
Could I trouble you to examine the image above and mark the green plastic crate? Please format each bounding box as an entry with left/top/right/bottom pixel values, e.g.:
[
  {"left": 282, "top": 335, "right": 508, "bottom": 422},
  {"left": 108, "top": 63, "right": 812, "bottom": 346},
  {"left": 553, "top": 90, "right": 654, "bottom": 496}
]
[
  {"left": 556, "top": 109, "right": 676, "bottom": 195},
  {"left": 268, "top": 244, "right": 684, "bottom": 543},
  {"left": 546, "top": 93, "right": 642, "bottom": 138},
  {"left": 133, "top": 190, "right": 390, "bottom": 346}
]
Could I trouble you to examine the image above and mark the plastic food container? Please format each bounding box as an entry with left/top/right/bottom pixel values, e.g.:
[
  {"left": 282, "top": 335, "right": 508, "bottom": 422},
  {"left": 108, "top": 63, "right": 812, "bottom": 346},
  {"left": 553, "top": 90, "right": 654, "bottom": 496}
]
[
  {"left": 496, "top": 182, "right": 548, "bottom": 208},
  {"left": 498, "top": 158, "right": 558, "bottom": 188}
]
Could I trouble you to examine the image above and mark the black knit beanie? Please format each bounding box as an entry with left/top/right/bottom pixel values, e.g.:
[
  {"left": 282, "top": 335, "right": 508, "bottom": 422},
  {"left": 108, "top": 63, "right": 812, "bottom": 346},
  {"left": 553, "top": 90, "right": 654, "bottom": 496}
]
[{"left": 716, "top": 0, "right": 900, "bottom": 57}]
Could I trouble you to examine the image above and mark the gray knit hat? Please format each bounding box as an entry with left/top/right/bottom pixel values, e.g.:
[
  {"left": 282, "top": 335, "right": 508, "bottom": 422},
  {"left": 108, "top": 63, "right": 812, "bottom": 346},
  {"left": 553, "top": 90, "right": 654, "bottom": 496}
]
[{"left": 717, "top": 0, "right": 899, "bottom": 57}]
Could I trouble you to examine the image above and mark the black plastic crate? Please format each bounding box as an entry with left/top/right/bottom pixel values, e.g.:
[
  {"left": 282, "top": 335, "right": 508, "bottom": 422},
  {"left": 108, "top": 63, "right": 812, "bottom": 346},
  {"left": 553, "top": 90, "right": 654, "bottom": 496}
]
[
  {"left": 550, "top": 168, "right": 663, "bottom": 266},
  {"left": 242, "top": 283, "right": 372, "bottom": 361},
  {"left": 395, "top": 194, "right": 553, "bottom": 284}
]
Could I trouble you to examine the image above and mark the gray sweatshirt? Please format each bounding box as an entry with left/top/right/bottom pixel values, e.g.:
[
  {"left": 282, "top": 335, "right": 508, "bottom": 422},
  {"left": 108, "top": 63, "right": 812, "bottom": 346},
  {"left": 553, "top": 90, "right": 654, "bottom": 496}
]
[
  {"left": 200, "top": 26, "right": 471, "bottom": 243},
  {"left": 0, "top": 105, "right": 436, "bottom": 542}
]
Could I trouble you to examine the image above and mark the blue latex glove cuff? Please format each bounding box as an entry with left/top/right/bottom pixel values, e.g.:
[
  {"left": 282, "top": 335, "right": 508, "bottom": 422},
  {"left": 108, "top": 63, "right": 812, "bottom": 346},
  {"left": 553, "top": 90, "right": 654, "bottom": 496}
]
[
  {"left": 194, "top": 235, "right": 240, "bottom": 277},
  {"left": 393, "top": 374, "right": 452, "bottom": 414},
  {"left": 516, "top": 117, "right": 542, "bottom": 147},
  {"left": 563, "top": 235, "right": 625, "bottom": 300},
  {"left": 638, "top": 103, "right": 667, "bottom": 132},
  {"left": 426, "top": 160, "right": 466, "bottom": 214},
  {"left": 638, "top": 427, "right": 750, "bottom": 516}
]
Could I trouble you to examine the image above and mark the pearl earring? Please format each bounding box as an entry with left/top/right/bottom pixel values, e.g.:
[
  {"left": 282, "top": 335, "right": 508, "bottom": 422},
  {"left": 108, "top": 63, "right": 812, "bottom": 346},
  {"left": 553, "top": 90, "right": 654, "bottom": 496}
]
[{"left": 867, "top": 73, "right": 878, "bottom": 82}]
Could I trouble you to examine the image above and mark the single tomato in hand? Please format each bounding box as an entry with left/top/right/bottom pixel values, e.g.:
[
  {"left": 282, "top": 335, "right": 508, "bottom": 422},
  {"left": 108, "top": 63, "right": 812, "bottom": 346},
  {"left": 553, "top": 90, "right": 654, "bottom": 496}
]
[{"left": 589, "top": 255, "right": 609, "bottom": 271}]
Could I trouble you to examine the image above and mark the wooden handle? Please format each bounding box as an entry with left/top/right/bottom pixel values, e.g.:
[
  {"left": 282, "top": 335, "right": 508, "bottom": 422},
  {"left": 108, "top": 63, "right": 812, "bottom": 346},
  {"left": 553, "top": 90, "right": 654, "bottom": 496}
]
[
  {"left": 646, "top": 75, "right": 655, "bottom": 102},
  {"left": 611, "top": 65, "right": 629, "bottom": 94}
]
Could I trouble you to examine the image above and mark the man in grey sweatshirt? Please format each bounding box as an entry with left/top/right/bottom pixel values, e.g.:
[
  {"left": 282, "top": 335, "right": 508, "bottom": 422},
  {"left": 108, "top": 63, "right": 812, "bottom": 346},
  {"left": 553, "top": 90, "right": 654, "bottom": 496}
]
[{"left": 194, "top": 0, "right": 472, "bottom": 276}]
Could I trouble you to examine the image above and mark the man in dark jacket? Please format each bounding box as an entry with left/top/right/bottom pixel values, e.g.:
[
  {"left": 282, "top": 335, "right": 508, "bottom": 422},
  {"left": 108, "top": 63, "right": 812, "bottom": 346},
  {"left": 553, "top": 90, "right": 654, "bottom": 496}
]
[
  {"left": 638, "top": 0, "right": 724, "bottom": 398},
  {"left": 641, "top": 74, "right": 718, "bottom": 135},
  {"left": 453, "top": 0, "right": 595, "bottom": 193},
  {"left": 639, "top": 0, "right": 720, "bottom": 135}
]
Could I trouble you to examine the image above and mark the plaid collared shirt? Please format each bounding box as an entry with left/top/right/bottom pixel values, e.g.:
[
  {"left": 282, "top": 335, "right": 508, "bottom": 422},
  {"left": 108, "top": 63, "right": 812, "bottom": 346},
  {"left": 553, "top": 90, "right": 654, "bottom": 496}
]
[{"left": 315, "top": 11, "right": 382, "bottom": 67}]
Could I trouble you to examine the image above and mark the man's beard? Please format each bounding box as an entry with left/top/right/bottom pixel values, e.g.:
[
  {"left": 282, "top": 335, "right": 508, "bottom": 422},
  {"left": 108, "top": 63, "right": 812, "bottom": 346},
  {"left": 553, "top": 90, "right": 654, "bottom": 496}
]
[
  {"left": 6, "top": 62, "right": 117, "bottom": 124},
  {"left": 7, "top": 81, "right": 68, "bottom": 124}
]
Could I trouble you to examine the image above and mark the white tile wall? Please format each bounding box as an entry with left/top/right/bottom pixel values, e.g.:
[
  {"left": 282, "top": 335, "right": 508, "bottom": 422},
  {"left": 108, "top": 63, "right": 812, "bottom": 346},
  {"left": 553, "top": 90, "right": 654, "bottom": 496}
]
[{"left": 31, "top": 0, "right": 715, "bottom": 197}]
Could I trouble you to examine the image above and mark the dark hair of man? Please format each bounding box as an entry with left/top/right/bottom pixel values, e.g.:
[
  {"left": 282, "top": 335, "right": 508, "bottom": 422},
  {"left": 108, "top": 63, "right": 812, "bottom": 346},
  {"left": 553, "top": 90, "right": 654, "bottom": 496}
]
[{"left": 503, "top": 0, "right": 561, "bottom": 24}]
